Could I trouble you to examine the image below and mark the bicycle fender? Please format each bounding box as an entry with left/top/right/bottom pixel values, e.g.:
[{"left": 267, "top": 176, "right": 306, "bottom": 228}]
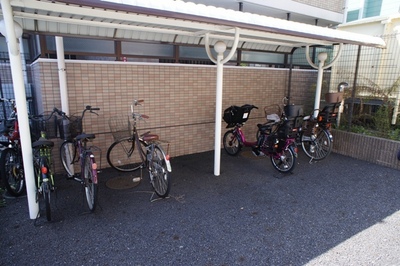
[
  {"left": 289, "top": 144, "right": 298, "bottom": 158},
  {"left": 157, "top": 145, "right": 172, "bottom": 172}
]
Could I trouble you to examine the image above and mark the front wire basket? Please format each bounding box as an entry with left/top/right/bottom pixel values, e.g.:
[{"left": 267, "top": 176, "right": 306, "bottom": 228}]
[
  {"left": 264, "top": 104, "right": 282, "bottom": 123},
  {"left": 109, "top": 116, "right": 132, "bottom": 141},
  {"left": 30, "top": 112, "right": 58, "bottom": 141},
  {"left": 58, "top": 115, "right": 82, "bottom": 140}
]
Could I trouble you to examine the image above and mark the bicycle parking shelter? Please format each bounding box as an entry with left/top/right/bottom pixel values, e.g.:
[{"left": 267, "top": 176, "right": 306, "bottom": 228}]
[{"left": 0, "top": 0, "right": 385, "bottom": 219}]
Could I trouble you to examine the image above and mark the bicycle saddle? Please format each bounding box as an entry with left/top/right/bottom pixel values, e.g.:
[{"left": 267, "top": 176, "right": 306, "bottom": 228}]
[
  {"left": 76, "top": 133, "right": 95, "bottom": 141},
  {"left": 141, "top": 132, "right": 159, "bottom": 142},
  {"left": 32, "top": 138, "right": 54, "bottom": 148}
]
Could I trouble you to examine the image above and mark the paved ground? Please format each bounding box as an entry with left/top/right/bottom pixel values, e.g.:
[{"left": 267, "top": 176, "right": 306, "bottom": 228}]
[{"left": 1, "top": 149, "right": 400, "bottom": 265}]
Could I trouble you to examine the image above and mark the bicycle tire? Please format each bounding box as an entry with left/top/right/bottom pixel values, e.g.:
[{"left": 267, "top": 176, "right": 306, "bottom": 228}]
[
  {"left": 149, "top": 145, "right": 171, "bottom": 197},
  {"left": 301, "top": 127, "right": 332, "bottom": 160},
  {"left": 60, "top": 140, "right": 76, "bottom": 177},
  {"left": 43, "top": 181, "right": 51, "bottom": 221},
  {"left": 270, "top": 145, "right": 296, "bottom": 173},
  {"left": 107, "top": 136, "right": 146, "bottom": 172},
  {"left": 84, "top": 153, "right": 98, "bottom": 212},
  {"left": 223, "top": 130, "right": 242, "bottom": 156},
  {"left": 0, "top": 148, "right": 25, "bottom": 196},
  {"left": 40, "top": 157, "right": 52, "bottom": 221}
]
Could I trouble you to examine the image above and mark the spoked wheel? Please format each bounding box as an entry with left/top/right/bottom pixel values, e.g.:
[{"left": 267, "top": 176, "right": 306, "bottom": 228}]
[
  {"left": 270, "top": 146, "right": 296, "bottom": 173},
  {"left": 301, "top": 127, "right": 332, "bottom": 160},
  {"left": 84, "top": 154, "right": 98, "bottom": 212},
  {"left": 107, "top": 137, "right": 146, "bottom": 172},
  {"left": 0, "top": 148, "right": 25, "bottom": 196},
  {"left": 223, "top": 130, "right": 242, "bottom": 156},
  {"left": 60, "top": 141, "right": 76, "bottom": 177},
  {"left": 149, "top": 146, "right": 171, "bottom": 198}
]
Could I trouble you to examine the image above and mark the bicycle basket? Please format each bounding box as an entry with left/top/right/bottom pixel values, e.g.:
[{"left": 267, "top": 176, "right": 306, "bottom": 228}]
[
  {"left": 109, "top": 116, "right": 131, "bottom": 141},
  {"left": 223, "top": 105, "right": 251, "bottom": 127},
  {"left": 264, "top": 104, "right": 282, "bottom": 123},
  {"left": 30, "top": 114, "right": 58, "bottom": 140},
  {"left": 58, "top": 115, "right": 82, "bottom": 140}
]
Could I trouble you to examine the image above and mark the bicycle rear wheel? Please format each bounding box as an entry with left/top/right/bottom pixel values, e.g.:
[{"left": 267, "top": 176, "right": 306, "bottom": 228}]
[
  {"left": 149, "top": 145, "right": 171, "bottom": 198},
  {"left": 0, "top": 148, "right": 25, "bottom": 196},
  {"left": 43, "top": 182, "right": 51, "bottom": 221},
  {"left": 40, "top": 157, "right": 52, "bottom": 221},
  {"left": 301, "top": 127, "right": 332, "bottom": 160},
  {"left": 60, "top": 140, "right": 76, "bottom": 177},
  {"left": 84, "top": 153, "right": 98, "bottom": 212},
  {"left": 223, "top": 130, "right": 242, "bottom": 156},
  {"left": 107, "top": 136, "right": 146, "bottom": 171}
]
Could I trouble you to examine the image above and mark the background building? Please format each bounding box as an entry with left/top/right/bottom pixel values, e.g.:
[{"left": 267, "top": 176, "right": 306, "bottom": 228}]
[{"left": 346, "top": 0, "right": 400, "bottom": 22}]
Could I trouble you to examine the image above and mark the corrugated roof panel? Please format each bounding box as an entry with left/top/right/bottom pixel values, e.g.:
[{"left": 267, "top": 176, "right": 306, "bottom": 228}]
[{"left": 4, "top": 0, "right": 386, "bottom": 53}]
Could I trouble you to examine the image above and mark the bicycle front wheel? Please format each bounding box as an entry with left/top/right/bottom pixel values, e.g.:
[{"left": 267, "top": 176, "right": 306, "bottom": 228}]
[
  {"left": 60, "top": 141, "right": 76, "bottom": 177},
  {"left": 149, "top": 146, "right": 171, "bottom": 198},
  {"left": 270, "top": 146, "right": 296, "bottom": 173},
  {"left": 0, "top": 148, "right": 25, "bottom": 196},
  {"left": 301, "top": 127, "right": 332, "bottom": 160},
  {"left": 223, "top": 130, "right": 242, "bottom": 156},
  {"left": 107, "top": 137, "right": 146, "bottom": 171},
  {"left": 84, "top": 153, "right": 98, "bottom": 212}
]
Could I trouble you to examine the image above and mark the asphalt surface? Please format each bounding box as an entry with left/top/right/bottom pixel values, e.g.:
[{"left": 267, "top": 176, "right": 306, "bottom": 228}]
[{"left": 1, "top": 149, "right": 400, "bottom": 266}]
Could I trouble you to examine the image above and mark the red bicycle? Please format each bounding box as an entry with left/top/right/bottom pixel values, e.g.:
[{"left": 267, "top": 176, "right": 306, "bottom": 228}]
[
  {"left": 222, "top": 104, "right": 299, "bottom": 173},
  {"left": 0, "top": 98, "right": 25, "bottom": 196}
]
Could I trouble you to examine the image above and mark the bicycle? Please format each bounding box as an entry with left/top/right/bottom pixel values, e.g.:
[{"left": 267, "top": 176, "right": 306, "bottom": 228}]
[
  {"left": 56, "top": 106, "right": 101, "bottom": 212},
  {"left": 299, "top": 105, "right": 337, "bottom": 161},
  {"left": 259, "top": 98, "right": 336, "bottom": 162},
  {"left": 106, "top": 99, "right": 172, "bottom": 198},
  {"left": 223, "top": 104, "right": 299, "bottom": 173},
  {"left": 30, "top": 111, "right": 58, "bottom": 221},
  {"left": 0, "top": 98, "right": 25, "bottom": 197}
]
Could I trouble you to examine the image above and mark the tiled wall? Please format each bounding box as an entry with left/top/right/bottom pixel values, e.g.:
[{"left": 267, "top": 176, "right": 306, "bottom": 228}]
[{"left": 31, "top": 59, "right": 318, "bottom": 173}]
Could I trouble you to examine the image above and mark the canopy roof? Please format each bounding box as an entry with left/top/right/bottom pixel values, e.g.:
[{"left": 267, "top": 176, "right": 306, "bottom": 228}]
[{"left": 1, "top": 0, "right": 385, "bottom": 53}]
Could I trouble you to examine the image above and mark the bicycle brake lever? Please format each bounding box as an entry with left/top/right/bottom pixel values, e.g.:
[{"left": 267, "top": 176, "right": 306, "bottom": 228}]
[
  {"left": 90, "top": 110, "right": 99, "bottom": 116},
  {"left": 134, "top": 99, "right": 144, "bottom": 106}
]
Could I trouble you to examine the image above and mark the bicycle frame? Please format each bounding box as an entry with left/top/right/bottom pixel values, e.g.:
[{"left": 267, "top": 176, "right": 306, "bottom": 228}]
[
  {"left": 131, "top": 129, "right": 172, "bottom": 174},
  {"left": 232, "top": 125, "right": 257, "bottom": 147},
  {"left": 67, "top": 136, "right": 98, "bottom": 185}
]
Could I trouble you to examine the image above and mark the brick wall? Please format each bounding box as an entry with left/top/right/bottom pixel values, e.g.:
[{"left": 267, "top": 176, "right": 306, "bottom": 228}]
[
  {"left": 332, "top": 129, "right": 400, "bottom": 170},
  {"left": 30, "top": 59, "right": 318, "bottom": 173}
]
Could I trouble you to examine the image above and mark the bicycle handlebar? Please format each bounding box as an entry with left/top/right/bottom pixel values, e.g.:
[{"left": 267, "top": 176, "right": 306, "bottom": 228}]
[
  {"left": 52, "top": 105, "right": 101, "bottom": 120},
  {"left": 131, "top": 99, "right": 149, "bottom": 121}
]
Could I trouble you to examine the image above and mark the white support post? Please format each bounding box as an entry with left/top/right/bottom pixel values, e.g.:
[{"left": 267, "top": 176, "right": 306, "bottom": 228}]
[
  {"left": 214, "top": 50, "right": 225, "bottom": 176},
  {"left": 305, "top": 44, "right": 343, "bottom": 118},
  {"left": 313, "top": 53, "right": 327, "bottom": 118},
  {"left": 56, "top": 36, "right": 69, "bottom": 115},
  {"left": 0, "top": 0, "right": 38, "bottom": 219},
  {"left": 205, "top": 28, "right": 240, "bottom": 176}
]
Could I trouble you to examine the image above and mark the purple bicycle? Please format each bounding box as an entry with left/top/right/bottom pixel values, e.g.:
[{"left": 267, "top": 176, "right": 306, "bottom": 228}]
[{"left": 222, "top": 104, "right": 299, "bottom": 173}]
